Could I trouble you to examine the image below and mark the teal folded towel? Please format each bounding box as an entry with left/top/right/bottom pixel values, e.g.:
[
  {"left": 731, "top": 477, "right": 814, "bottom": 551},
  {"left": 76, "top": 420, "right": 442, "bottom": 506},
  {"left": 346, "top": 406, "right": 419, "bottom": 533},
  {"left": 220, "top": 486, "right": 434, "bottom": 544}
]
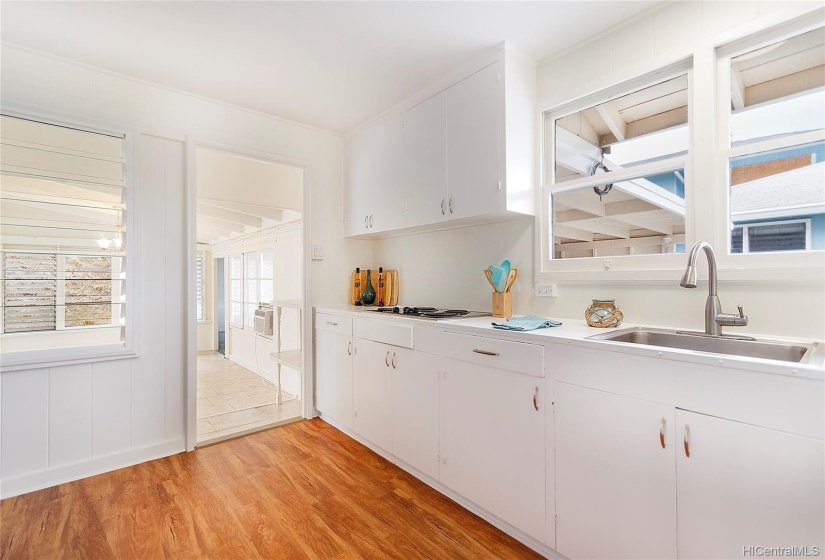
[{"left": 491, "top": 315, "right": 563, "bottom": 331}]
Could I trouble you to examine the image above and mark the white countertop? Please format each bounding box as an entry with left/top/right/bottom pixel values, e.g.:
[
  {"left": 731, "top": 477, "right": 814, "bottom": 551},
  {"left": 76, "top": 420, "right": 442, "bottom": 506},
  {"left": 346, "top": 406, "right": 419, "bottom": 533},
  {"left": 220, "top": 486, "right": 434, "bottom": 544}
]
[{"left": 315, "top": 305, "right": 825, "bottom": 380}]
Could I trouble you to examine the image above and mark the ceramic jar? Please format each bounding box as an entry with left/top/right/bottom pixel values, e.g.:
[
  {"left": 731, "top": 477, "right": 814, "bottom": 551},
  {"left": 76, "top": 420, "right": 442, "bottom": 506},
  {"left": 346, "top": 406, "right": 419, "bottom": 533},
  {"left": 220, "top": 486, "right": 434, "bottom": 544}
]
[{"left": 586, "top": 299, "right": 623, "bottom": 328}]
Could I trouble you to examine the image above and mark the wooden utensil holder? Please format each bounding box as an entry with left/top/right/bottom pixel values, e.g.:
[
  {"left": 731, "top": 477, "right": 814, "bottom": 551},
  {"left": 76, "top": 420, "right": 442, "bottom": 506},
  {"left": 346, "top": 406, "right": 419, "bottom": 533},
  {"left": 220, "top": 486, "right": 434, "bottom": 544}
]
[{"left": 492, "top": 292, "right": 512, "bottom": 318}]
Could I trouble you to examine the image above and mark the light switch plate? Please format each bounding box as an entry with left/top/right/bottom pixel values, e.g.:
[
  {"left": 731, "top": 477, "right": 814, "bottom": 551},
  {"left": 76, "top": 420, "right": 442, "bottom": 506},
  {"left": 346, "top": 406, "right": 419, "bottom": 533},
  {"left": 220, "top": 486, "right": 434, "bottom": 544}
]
[{"left": 312, "top": 245, "right": 324, "bottom": 260}]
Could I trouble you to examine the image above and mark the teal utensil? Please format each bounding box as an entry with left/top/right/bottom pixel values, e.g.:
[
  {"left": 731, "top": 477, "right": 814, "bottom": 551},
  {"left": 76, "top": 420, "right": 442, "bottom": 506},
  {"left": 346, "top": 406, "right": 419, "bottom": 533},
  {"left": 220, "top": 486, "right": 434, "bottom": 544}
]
[
  {"left": 490, "top": 266, "right": 504, "bottom": 293},
  {"left": 498, "top": 260, "right": 511, "bottom": 292}
]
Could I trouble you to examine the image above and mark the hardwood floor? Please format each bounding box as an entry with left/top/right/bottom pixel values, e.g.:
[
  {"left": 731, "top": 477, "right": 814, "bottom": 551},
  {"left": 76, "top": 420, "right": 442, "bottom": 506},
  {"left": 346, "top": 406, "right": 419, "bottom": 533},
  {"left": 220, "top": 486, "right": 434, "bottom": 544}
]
[{"left": 1, "top": 418, "right": 543, "bottom": 559}]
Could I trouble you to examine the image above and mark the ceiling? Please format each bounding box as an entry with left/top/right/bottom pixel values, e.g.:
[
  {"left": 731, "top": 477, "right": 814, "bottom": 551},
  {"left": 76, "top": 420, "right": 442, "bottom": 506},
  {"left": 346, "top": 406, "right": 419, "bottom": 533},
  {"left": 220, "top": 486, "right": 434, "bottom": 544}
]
[
  {"left": 196, "top": 147, "right": 302, "bottom": 245},
  {"left": 0, "top": 1, "right": 657, "bottom": 134}
]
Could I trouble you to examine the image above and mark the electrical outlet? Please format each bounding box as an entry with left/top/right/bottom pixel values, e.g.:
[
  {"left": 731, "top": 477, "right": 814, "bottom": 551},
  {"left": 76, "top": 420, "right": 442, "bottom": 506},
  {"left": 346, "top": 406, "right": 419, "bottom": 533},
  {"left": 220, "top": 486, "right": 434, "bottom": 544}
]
[{"left": 535, "top": 283, "right": 558, "bottom": 297}]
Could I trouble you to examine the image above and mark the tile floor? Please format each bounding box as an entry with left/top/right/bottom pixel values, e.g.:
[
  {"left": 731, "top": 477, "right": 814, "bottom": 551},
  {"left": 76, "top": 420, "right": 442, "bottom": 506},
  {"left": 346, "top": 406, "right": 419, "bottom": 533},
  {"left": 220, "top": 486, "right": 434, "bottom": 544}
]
[{"left": 197, "top": 351, "right": 302, "bottom": 444}]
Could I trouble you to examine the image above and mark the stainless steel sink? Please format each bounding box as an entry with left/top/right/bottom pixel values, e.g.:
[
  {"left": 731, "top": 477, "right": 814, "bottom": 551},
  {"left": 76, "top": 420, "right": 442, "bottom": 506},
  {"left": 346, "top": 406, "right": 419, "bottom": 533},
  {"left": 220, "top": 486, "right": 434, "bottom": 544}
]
[{"left": 587, "top": 327, "right": 817, "bottom": 363}]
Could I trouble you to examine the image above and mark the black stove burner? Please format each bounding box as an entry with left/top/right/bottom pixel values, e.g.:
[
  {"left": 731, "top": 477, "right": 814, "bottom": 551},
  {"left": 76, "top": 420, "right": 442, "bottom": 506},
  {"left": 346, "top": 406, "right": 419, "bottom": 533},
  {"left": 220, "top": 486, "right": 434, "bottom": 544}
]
[{"left": 421, "top": 309, "right": 470, "bottom": 318}]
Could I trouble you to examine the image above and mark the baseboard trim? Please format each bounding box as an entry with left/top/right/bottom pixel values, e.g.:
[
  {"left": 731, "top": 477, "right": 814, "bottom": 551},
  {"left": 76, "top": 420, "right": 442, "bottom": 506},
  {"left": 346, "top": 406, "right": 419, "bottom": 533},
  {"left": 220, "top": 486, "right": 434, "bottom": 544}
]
[
  {"left": 1, "top": 438, "right": 186, "bottom": 499},
  {"left": 317, "top": 414, "right": 562, "bottom": 560}
]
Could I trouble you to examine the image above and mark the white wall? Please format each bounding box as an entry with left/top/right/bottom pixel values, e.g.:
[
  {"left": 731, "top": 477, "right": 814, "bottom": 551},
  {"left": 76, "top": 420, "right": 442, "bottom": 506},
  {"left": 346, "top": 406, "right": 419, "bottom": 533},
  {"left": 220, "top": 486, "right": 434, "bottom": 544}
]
[
  {"left": 0, "top": 44, "right": 372, "bottom": 497},
  {"left": 374, "top": 1, "right": 825, "bottom": 341}
]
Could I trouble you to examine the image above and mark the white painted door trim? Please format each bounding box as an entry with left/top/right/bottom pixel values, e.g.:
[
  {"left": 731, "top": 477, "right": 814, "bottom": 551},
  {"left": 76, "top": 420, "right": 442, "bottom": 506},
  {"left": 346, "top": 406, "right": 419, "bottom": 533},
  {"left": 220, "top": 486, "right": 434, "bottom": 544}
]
[{"left": 184, "top": 136, "right": 313, "bottom": 451}]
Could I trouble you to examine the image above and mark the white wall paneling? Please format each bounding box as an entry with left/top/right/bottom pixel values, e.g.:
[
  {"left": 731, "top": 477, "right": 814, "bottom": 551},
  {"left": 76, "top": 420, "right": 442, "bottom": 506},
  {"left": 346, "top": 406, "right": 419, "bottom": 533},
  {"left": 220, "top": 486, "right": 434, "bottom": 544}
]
[
  {"left": 91, "top": 360, "right": 131, "bottom": 457},
  {"left": 48, "top": 364, "right": 93, "bottom": 468},
  {"left": 1, "top": 369, "right": 49, "bottom": 480}
]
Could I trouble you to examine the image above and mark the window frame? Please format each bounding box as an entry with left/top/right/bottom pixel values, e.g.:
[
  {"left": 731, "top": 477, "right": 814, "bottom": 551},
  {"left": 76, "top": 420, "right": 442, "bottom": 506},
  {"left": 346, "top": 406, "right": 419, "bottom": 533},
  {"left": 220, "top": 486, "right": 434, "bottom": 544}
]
[
  {"left": 196, "top": 253, "right": 206, "bottom": 323},
  {"left": 713, "top": 19, "right": 825, "bottom": 273},
  {"left": 0, "top": 111, "right": 135, "bottom": 371},
  {"left": 731, "top": 218, "right": 812, "bottom": 254},
  {"left": 228, "top": 253, "right": 243, "bottom": 329},
  {"left": 540, "top": 62, "right": 694, "bottom": 278}
]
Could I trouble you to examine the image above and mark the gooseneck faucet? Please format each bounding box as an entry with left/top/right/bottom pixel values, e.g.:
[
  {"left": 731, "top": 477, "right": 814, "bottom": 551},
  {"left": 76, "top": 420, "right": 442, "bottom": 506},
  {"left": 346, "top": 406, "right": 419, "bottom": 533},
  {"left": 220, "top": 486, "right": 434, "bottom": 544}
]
[{"left": 680, "top": 242, "right": 747, "bottom": 336}]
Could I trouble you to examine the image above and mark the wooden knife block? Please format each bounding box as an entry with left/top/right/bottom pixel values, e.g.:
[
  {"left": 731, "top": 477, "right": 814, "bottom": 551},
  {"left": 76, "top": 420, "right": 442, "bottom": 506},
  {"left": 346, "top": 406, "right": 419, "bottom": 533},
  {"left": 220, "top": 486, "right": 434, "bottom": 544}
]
[{"left": 492, "top": 292, "right": 512, "bottom": 318}]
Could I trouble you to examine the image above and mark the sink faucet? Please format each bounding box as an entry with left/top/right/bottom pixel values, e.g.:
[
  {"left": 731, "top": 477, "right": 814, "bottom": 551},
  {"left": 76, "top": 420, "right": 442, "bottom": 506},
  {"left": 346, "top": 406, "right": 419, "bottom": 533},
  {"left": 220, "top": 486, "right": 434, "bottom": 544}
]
[{"left": 680, "top": 242, "right": 748, "bottom": 336}]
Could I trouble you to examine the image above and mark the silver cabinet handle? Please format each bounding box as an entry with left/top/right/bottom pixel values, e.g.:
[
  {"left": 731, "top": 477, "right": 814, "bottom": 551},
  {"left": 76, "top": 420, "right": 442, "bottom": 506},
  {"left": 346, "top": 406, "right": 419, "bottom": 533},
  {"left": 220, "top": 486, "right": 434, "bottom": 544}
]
[
  {"left": 684, "top": 424, "right": 691, "bottom": 457},
  {"left": 391, "top": 352, "right": 397, "bottom": 369},
  {"left": 449, "top": 197, "right": 453, "bottom": 214},
  {"left": 660, "top": 417, "right": 666, "bottom": 449},
  {"left": 364, "top": 215, "right": 369, "bottom": 228},
  {"left": 533, "top": 386, "right": 539, "bottom": 411},
  {"left": 385, "top": 350, "right": 391, "bottom": 367},
  {"left": 347, "top": 341, "right": 352, "bottom": 356},
  {"left": 472, "top": 349, "right": 500, "bottom": 356},
  {"left": 326, "top": 321, "right": 338, "bottom": 326},
  {"left": 441, "top": 198, "right": 446, "bottom": 215},
  {"left": 369, "top": 215, "right": 374, "bottom": 228}
]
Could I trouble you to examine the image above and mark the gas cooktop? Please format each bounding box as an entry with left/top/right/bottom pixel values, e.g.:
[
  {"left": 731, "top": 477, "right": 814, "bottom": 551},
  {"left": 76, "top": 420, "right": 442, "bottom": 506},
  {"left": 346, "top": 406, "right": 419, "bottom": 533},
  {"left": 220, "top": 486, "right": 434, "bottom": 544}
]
[{"left": 367, "top": 306, "right": 491, "bottom": 321}]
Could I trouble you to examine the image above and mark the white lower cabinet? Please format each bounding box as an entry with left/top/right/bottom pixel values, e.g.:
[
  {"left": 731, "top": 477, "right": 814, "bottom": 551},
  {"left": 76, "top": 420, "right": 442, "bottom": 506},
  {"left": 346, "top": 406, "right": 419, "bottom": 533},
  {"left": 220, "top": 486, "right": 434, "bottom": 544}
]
[
  {"left": 352, "top": 338, "right": 394, "bottom": 452},
  {"left": 391, "top": 347, "right": 440, "bottom": 480},
  {"left": 676, "top": 410, "right": 825, "bottom": 559},
  {"left": 441, "top": 357, "right": 545, "bottom": 542},
  {"left": 554, "top": 381, "right": 825, "bottom": 560},
  {"left": 314, "top": 317, "right": 353, "bottom": 430},
  {"left": 554, "top": 382, "right": 678, "bottom": 560}
]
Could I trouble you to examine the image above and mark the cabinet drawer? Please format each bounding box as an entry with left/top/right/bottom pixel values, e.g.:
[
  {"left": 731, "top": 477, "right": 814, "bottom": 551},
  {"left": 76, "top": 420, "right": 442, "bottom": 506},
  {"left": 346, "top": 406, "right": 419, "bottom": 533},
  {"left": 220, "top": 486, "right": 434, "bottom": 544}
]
[
  {"left": 316, "top": 313, "right": 352, "bottom": 336},
  {"left": 443, "top": 332, "right": 544, "bottom": 378},
  {"left": 355, "top": 318, "right": 413, "bottom": 349}
]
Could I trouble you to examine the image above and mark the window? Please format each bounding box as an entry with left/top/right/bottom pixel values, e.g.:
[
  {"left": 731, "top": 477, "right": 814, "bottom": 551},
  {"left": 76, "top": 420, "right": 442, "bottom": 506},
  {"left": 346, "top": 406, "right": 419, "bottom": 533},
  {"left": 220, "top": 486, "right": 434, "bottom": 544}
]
[
  {"left": 0, "top": 115, "right": 127, "bottom": 356},
  {"left": 242, "top": 251, "right": 274, "bottom": 328},
  {"left": 229, "top": 254, "right": 243, "bottom": 327},
  {"left": 545, "top": 69, "right": 690, "bottom": 262},
  {"left": 196, "top": 254, "right": 205, "bottom": 321},
  {"left": 720, "top": 27, "right": 825, "bottom": 256}
]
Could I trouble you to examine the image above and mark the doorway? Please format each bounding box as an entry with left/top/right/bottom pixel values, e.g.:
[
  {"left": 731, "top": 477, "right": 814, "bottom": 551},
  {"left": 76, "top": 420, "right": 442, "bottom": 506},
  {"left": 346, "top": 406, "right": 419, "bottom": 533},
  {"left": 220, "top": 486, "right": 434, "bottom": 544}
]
[{"left": 189, "top": 144, "right": 308, "bottom": 447}]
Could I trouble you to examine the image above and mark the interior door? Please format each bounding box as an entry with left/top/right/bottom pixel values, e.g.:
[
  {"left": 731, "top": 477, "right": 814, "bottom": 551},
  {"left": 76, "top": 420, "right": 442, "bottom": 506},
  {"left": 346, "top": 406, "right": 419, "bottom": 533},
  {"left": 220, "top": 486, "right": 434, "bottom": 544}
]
[
  {"left": 446, "top": 61, "right": 502, "bottom": 220},
  {"left": 676, "top": 409, "right": 825, "bottom": 559},
  {"left": 554, "top": 382, "right": 678, "bottom": 560}
]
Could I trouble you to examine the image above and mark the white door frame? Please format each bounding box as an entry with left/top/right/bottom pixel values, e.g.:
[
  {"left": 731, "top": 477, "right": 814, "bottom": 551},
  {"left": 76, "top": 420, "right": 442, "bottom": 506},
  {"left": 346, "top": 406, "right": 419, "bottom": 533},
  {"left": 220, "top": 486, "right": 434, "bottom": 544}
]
[{"left": 185, "top": 136, "right": 313, "bottom": 451}]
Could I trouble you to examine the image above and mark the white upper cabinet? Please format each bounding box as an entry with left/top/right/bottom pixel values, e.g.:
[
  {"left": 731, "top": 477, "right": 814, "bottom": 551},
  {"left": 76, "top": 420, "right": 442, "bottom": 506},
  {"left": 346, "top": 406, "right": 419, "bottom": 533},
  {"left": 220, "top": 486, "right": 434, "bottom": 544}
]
[
  {"left": 344, "top": 112, "right": 404, "bottom": 236},
  {"left": 404, "top": 91, "right": 448, "bottom": 228},
  {"left": 445, "top": 61, "right": 503, "bottom": 220},
  {"left": 345, "top": 44, "right": 536, "bottom": 237}
]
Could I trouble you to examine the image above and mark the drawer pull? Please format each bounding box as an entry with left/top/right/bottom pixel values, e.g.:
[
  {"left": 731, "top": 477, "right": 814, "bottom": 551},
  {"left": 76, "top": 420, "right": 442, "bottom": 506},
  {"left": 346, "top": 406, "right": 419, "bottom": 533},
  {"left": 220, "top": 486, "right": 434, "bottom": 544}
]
[
  {"left": 347, "top": 341, "right": 352, "bottom": 356},
  {"left": 684, "top": 424, "right": 691, "bottom": 458},
  {"left": 391, "top": 352, "right": 397, "bottom": 369},
  {"left": 533, "top": 386, "right": 539, "bottom": 411},
  {"left": 326, "top": 321, "right": 338, "bottom": 326},
  {"left": 441, "top": 198, "right": 446, "bottom": 215},
  {"left": 385, "top": 351, "right": 391, "bottom": 367},
  {"left": 472, "top": 349, "right": 500, "bottom": 356},
  {"left": 660, "top": 417, "right": 666, "bottom": 449}
]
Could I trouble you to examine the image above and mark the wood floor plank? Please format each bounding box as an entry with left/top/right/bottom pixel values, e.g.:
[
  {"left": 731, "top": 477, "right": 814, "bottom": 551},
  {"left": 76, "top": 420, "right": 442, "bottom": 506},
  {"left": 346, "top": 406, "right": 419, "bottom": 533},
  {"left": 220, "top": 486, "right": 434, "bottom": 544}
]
[{"left": 1, "top": 418, "right": 543, "bottom": 559}]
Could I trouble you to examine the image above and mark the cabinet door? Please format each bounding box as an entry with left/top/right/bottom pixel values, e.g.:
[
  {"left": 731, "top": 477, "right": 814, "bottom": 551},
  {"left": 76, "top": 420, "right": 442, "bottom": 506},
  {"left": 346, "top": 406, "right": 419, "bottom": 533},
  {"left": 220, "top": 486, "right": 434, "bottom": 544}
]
[
  {"left": 352, "top": 338, "right": 392, "bottom": 452},
  {"left": 369, "top": 112, "right": 404, "bottom": 233},
  {"left": 442, "top": 357, "right": 545, "bottom": 542},
  {"left": 345, "top": 126, "right": 371, "bottom": 236},
  {"left": 404, "top": 91, "right": 448, "bottom": 228},
  {"left": 314, "top": 331, "right": 352, "bottom": 429},
  {"left": 446, "top": 61, "right": 502, "bottom": 220},
  {"left": 391, "top": 347, "right": 439, "bottom": 480},
  {"left": 555, "top": 382, "right": 677, "bottom": 560},
  {"left": 676, "top": 410, "right": 825, "bottom": 559}
]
